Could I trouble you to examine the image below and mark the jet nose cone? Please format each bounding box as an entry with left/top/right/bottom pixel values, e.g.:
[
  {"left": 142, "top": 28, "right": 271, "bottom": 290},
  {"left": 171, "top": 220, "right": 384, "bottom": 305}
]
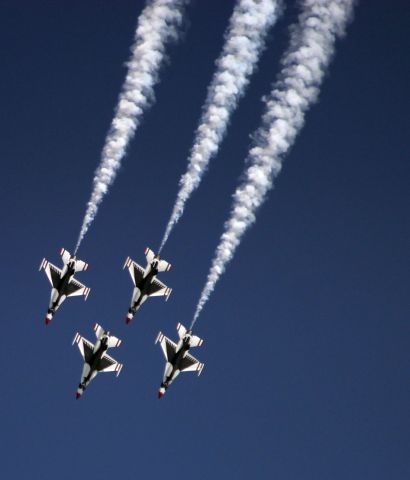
[
  {"left": 76, "top": 392, "right": 81, "bottom": 400},
  {"left": 45, "top": 316, "right": 51, "bottom": 325},
  {"left": 158, "top": 388, "right": 165, "bottom": 399}
]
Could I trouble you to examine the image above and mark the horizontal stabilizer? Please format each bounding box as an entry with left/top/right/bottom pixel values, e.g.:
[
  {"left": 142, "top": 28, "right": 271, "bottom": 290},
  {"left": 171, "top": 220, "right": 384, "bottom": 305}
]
[
  {"left": 145, "top": 247, "right": 155, "bottom": 264},
  {"left": 60, "top": 248, "right": 71, "bottom": 265},
  {"left": 107, "top": 335, "right": 122, "bottom": 348},
  {"left": 176, "top": 322, "right": 187, "bottom": 339},
  {"left": 74, "top": 259, "right": 89, "bottom": 272},
  {"left": 157, "top": 259, "right": 172, "bottom": 273},
  {"left": 94, "top": 323, "right": 105, "bottom": 340},
  {"left": 145, "top": 247, "right": 172, "bottom": 272},
  {"left": 94, "top": 323, "right": 122, "bottom": 347},
  {"left": 176, "top": 323, "right": 203, "bottom": 347},
  {"left": 189, "top": 334, "right": 204, "bottom": 348},
  {"left": 61, "top": 248, "right": 89, "bottom": 272}
]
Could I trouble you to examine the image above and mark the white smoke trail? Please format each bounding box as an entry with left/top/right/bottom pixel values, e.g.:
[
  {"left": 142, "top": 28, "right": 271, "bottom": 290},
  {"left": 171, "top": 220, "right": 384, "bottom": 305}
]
[
  {"left": 192, "top": 0, "right": 355, "bottom": 325},
  {"left": 74, "top": 0, "right": 187, "bottom": 254},
  {"left": 159, "top": 0, "right": 283, "bottom": 252}
]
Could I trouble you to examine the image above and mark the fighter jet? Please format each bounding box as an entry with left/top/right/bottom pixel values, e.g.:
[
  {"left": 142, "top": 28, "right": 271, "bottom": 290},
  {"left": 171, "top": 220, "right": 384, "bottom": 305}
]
[
  {"left": 155, "top": 322, "right": 204, "bottom": 398},
  {"left": 123, "top": 247, "right": 172, "bottom": 324},
  {"left": 72, "top": 323, "right": 123, "bottom": 399},
  {"left": 39, "top": 248, "right": 90, "bottom": 324}
]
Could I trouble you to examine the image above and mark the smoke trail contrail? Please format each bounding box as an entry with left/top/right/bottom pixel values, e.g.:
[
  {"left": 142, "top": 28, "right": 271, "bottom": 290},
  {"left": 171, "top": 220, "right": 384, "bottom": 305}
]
[
  {"left": 74, "top": 0, "right": 188, "bottom": 254},
  {"left": 159, "top": 0, "right": 283, "bottom": 252},
  {"left": 192, "top": 0, "right": 355, "bottom": 326}
]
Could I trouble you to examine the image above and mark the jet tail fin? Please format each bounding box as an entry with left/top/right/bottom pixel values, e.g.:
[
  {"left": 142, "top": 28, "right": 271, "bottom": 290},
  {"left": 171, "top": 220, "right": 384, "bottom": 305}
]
[
  {"left": 94, "top": 323, "right": 122, "bottom": 347},
  {"left": 60, "top": 248, "right": 89, "bottom": 272},
  {"left": 145, "top": 247, "right": 171, "bottom": 272},
  {"left": 176, "top": 323, "right": 204, "bottom": 347}
]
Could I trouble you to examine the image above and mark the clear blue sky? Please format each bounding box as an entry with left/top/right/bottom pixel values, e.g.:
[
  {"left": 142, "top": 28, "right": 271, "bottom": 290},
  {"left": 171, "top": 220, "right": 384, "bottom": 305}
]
[{"left": 1, "top": 1, "right": 409, "bottom": 479}]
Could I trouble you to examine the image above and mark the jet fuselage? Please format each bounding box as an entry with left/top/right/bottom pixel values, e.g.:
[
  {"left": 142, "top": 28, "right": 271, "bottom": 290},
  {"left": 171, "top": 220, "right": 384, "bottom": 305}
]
[
  {"left": 161, "top": 337, "right": 191, "bottom": 389},
  {"left": 55, "top": 262, "right": 75, "bottom": 292},
  {"left": 83, "top": 339, "right": 108, "bottom": 381},
  {"left": 77, "top": 337, "right": 109, "bottom": 396},
  {"left": 48, "top": 262, "right": 76, "bottom": 312},
  {"left": 130, "top": 262, "right": 159, "bottom": 311}
]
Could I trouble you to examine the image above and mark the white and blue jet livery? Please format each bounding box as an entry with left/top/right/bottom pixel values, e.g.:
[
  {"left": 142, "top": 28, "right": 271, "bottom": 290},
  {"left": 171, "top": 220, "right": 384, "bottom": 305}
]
[
  {"left": 39, "top": 248, "right": 90, "bottom": 324},
  {"left": 73, "top": 323, "right": 123, "bottom": 399},
  {"left": 123, "top": 247, "right": 172, "bottom": 324},
  {"left": 156, "top": 323, "right": 204, "bottom": 398}
]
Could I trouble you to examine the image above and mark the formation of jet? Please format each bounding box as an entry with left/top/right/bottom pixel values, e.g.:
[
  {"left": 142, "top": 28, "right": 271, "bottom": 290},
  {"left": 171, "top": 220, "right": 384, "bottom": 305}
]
[
  {"left": 39, "top": 248, "right": 90, "bottom": 324},
  {"left": 73, "top": 323, "right": 123, "bottom": 399},
  {"left": 39, "top": 247, "right": 205, "bottom": 399},
  {"left": 123, "top": 247, "right": 172, "bottom": 323},
  {"left": 156, "top": 322, "right": 204, "bottom": 398}
]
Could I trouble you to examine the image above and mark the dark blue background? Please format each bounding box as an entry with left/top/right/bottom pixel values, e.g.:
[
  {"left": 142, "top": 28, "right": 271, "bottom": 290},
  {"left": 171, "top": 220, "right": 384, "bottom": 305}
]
[{"left": 1, "top": 1, "right": 409, "bottom": 479}]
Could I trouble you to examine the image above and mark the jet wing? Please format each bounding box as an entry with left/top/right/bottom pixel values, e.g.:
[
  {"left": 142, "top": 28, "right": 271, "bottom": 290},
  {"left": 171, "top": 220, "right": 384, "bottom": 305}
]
[
  {"left": 65, "top": 278, "right": 90, "bottom": 300},
  {"left": 73, "top": 333, "right": 94, "bottom": 363},
  {"left": 147, "top": 278, "right": 172, "bottom": 300},
  {"left": 39, "top": 259, "right": 62, "bottom": 288},
  {"left": 123, "top": 257, "right": 145, "bottom": 286},
  {"left": 97, "top": 353, "right": 123, "bottom": 376},
  {"left": 179, "top": 352, "right": 204, "bottom": 375},
  {"left": 155, "top": 332, "right": 176, "bottom": 361}
]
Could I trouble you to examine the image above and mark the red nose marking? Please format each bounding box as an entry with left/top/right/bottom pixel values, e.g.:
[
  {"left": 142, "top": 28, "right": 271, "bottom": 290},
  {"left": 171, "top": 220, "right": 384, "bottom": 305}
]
[
  {"left": 158, "top": 391, "right": 164, "bottom": 399},
  {"left": 76, "top": 392, "right": 81, "bottom": 399},
  {"left": 125, "top": 317, "right": 131, "bottom": 324},
  {"left": 45, "top": 317, "right": 51, "bottom": 325}
]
